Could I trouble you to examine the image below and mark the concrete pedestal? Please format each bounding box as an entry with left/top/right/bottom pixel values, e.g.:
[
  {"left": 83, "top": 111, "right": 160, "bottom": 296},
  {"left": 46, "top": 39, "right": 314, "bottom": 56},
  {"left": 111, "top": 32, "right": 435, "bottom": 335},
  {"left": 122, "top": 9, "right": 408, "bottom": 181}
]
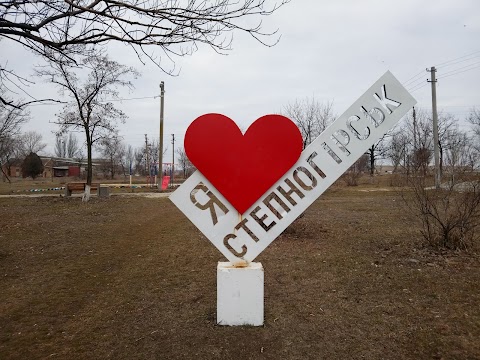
[
  {"left": 217, "top": 262, "right": 264, "bottom": 326},
  {"left": 97, "top": 186, "right": 110, "bottom": 197}
]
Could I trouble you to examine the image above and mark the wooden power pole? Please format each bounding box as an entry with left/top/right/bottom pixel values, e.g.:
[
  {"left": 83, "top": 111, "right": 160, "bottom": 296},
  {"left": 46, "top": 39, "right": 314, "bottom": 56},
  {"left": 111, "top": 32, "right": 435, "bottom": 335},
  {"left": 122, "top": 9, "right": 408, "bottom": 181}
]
[
  {"left": 158, "top": 81, "right": 165, "bottom": 190},
  {"left": 428, "top": 66, "right": 441, "bottom": 189},
  {"left": 171, "top": 134, "right": 175, "bottom": 188}
]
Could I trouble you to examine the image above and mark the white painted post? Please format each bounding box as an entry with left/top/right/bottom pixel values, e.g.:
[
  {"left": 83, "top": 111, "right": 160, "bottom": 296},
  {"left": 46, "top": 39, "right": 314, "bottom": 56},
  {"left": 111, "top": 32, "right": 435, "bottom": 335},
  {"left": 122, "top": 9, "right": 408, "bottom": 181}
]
[{"left": 217, "top": 262, "right": 264, "bottom": 326}]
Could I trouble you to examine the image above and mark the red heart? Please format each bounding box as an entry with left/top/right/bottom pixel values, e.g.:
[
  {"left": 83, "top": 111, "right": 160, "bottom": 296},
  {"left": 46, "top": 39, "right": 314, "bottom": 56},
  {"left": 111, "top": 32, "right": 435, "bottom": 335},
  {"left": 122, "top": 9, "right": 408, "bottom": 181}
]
[{"left": 185, "top": 114, "right": 303, "bottom": 214}]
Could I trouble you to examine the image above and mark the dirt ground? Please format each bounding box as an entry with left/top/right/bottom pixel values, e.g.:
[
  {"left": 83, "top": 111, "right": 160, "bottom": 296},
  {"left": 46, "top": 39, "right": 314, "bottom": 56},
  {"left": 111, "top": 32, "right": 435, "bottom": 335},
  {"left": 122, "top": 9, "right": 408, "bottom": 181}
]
[{"left": 0, "top": 186, "right": 479, "bottom": 359}]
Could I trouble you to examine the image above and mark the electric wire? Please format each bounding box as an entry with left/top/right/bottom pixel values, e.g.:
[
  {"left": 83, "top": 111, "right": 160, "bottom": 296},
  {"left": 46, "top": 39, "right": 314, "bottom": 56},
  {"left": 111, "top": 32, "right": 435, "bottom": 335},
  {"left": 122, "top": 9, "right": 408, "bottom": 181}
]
[
  {"left": 437, "top": 64, "right": 480, "bottom": 80},
  {"left": 409, "top": 81, "right": 429, "bottom": 93},
  {"left": 436, "top": 54, "right": 480, "bottom": 70},
  {"left": 101, "top": 96, "right": 157, "bottom": 102},
  {"left": 438, "top": 61, "right": 480, "bottom": 78},
  {"left": 406, "top": 76, "right": 428, "bottom": 90},
  {"left": 403, "top": 69, "right": 426, "bottom": 87},
  {"left": 434, "top": 49, "right": 480, "bottom": 68}
]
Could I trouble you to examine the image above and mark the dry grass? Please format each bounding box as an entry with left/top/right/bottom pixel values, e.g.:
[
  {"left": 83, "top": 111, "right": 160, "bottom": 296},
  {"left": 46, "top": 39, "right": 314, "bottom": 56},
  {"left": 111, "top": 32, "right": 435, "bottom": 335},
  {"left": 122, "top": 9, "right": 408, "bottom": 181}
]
[{"left": 0, "top": 187, "right": 479, "bottom": 359}]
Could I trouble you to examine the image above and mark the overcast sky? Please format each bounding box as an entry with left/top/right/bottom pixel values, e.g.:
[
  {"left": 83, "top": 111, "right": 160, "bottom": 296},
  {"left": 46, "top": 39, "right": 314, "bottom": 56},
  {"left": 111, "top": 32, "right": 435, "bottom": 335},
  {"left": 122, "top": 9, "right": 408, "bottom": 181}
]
[{"left": 2, "top": 0, "right": 480, "bottom": 161}]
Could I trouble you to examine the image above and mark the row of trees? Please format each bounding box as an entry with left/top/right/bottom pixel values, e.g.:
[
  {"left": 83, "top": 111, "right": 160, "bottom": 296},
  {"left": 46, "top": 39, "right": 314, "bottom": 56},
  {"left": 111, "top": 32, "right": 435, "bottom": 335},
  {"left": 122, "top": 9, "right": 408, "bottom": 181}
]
[
  {"left": 96, "top": 135, "right": 195, "bottom": 180},
  {"left": 1, "top": 96, "right": 195, "bottom": 182},
  {"left": 282, "top": 96, "right": 480, "bottom": 178},
  {"left": 387, "top": 108, "right": 479, "bottom": 177}
]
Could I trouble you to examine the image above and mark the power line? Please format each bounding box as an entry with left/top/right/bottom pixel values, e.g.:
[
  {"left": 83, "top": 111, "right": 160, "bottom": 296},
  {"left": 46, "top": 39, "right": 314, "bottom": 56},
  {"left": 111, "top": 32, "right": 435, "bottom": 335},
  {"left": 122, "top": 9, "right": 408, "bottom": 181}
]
[
  {"left": 405, "top": 59, "right": 480, "bottom": 91},
  {"left": 101, "top": 96, "right": 157, "bottom": 102},
  {"left": 406, "top": 76, "right": 428, "bottom": 91},
  {"left": 409, "top": 81, "right": 429, "bottom": 93},
  {"left": 436, "top": 54, "right": 480, "bottom": 70},
  {"left": 434, "top": 49, "right": 480, "bottom": 68},
  {"left": 402, "top": 69, "right": 426, "bottom": 87},
  {"left": 439, "top": 65, "right": 480, "bottom": 79},
  {"left": 436, "top": 61, "right": 480, "bottom": 78}
]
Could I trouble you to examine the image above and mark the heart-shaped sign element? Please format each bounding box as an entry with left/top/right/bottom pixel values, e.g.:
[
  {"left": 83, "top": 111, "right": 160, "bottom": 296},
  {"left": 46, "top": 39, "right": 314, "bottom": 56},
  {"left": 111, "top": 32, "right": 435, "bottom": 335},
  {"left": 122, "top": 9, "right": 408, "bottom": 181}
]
[{"left": 185, "top": 114, "right": 303, "bottom": 214}]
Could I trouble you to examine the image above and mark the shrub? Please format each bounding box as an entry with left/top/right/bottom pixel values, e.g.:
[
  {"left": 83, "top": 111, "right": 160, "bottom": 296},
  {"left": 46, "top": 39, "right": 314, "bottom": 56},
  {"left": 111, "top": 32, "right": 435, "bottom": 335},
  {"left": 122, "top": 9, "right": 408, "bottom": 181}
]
[
  {"left": 403, "top": 175, "right": 480, "bottom": 250},
  {"left": 21, "top": 152, "right": 44, "bottom": 179}
]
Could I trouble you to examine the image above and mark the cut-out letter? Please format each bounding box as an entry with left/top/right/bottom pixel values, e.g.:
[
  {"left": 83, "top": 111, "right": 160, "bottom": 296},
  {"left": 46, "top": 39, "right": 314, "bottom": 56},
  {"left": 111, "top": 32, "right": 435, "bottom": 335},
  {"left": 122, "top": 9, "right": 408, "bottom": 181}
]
[
  {"left": 331, "top": 129, "right": 351, "bottom": 155},
  {"left": 263, "top": 192, "right": 291, "bottom": 220},
  {"left": 277, "top": 178, "right": 305, "bottom": 206},
  {"left": 293, "top": 166, "right": 317, "bottom": 191},
  {"left": 361, "top": 106, "right": 385, "bottom": 128},
  {"left": 190, "top": 182, "right": 229, "bottom": 225},
  {"left": 373, "top": 84, "right": 401, "bottom": 114},
  {"left": 307, "top": 152, "right": 327, "bottom": 179},
  {"left": 250, "top": 206, "right": 276, "bottom": 232},
  {"left": 347, "top": 115, "right": 370, "bottom": 141},
  {"left": 235, "top": 218, "right": 259, "bottom": 242},
  {"left": 223, "top": 234, "right": 247, "bottom": 257},
  {"left": 322, "top": 142, "right": 342, "bottom": 164}
]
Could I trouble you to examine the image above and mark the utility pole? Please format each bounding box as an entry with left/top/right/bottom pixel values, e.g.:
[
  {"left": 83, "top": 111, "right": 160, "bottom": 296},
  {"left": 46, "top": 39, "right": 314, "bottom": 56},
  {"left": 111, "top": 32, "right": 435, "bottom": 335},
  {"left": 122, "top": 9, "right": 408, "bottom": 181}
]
[
  {"left": 171, "top": 134, "right": 175, "bottom": 188},
  {"left": 158, "top": 81, "right": 165, "bottom": 190},
  {"left": 145, "top": 134, "right": 149, "bottom": 184},
  {"left": 428, "top": 66, "right": 441, "bottom": 189},
  {"left": 412, "top": 106, "right": 417, "bottom": 151}
]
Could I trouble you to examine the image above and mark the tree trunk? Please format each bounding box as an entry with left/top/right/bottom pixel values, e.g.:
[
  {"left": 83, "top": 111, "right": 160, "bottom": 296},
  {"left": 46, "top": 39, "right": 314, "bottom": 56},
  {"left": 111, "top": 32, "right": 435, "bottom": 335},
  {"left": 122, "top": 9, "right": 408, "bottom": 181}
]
[
  {"left": 6, "top": 160, "right": 12, "bottom": 176},
  {"left": 438, "top": 140, "right": 443, "bottom": 178},
  {"left": 83, "top": 130, "right": 92, "bottom": 202},
  {"left": 0, "top": 165, "right": 11, "bottom": 183},
  {"left": 369, "top": 145, "right": 375, "bottom": 176}
]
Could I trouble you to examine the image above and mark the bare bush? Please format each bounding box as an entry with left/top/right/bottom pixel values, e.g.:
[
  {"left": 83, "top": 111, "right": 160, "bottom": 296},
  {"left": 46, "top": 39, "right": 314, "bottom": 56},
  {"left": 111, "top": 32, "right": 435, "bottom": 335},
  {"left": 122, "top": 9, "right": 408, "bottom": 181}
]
[
  {"left": 342, "top": 154, "right": 368, "bottom": 186},
  {"left": 403, "top": 175, "right": 480, "bottom": 250}
]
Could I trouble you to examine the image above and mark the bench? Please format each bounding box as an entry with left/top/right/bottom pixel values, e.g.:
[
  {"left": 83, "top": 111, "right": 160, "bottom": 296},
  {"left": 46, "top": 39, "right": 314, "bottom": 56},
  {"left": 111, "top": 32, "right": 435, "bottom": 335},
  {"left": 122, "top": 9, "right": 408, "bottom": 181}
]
[{"left": 64, "top": 182, "right": 99, "bottom": 197}]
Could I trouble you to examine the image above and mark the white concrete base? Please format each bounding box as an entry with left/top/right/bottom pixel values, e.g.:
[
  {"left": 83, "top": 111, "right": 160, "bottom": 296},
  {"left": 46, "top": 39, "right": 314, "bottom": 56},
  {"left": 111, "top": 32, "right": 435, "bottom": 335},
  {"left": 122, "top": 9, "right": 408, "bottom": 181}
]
[{"left": 217, "top": 262, "right": 264, "bottom": 326}]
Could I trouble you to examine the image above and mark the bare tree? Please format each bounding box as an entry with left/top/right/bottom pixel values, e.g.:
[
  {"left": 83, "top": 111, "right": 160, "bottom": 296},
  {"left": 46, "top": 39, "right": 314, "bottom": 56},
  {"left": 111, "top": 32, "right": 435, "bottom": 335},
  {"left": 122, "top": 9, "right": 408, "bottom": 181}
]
[
  {"left": 176, "top": 147, "right": 195, "bottom": 178},
  {"left": 121, "top": 144, "right": 135, "bottom": 178},
  {"left": 0, "top": 134, "right": 21, "bottom": 181},
  {"left": 38, "top": 53, "right": 138, "bottom": 201},
  {"left": 97, "top": 134, "right": 125, "bottom": 179},
  {"left": 436, "top": 113, "right": 457, "bottom": 177},
  {"left": 0, "top": 99, "right": 28, "bottom": 141},
  {"left": 66, "top": 133, "right": 80, "bottom": 158},
  {"left": 365, "top": 133, "right": 392, "bottom": 176},
  {"left": 387, "top": 108, "right": 433, "bottom": 176},
  {"left": 408, "top": 108, "right": 433, "bottom": 175},
  {"left": 0, "top": 101, "right": 28, "bottom": 180},
  {"left": 468, "top": 108, "right": 480, "bottom": 161},
  {"left": 54, "top": 135, "right": 67, "bottom": 158},
  {"left": 148, "top": 138, "right": 159, "bottom": 174},
  {"left": 442, "top": 128, "right": 479, "bottom": 179},
  {"left": 0, "top": 0, "right": 288, "bottom": 108},
  {"left": 468, "top": 107, "right": 480, "bottom": 138},
  {"left": 342, "top": 154, "right": 368, "bottom": 186},
  {"left": 283, "top": 98, "right": 335, "bottom": 149},
  {"left": 18, "top": 131, "right": 46, "bottom": 157},
  {"left": 134, "top": 147, "right": 145, "bottom": 175},
  {"left": 55, "top": 132, "right": 81, "bottom": 158},
  {"left": 387, "top": 130, "right": 407, "bottom": 173}
]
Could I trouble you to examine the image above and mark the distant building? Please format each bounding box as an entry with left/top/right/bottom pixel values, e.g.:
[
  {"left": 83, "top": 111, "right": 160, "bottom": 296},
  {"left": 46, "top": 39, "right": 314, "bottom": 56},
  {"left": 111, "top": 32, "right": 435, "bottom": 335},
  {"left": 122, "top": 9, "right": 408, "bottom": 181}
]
[{"left": 1, "top": 156, "right": 99, "bottom": 179}]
